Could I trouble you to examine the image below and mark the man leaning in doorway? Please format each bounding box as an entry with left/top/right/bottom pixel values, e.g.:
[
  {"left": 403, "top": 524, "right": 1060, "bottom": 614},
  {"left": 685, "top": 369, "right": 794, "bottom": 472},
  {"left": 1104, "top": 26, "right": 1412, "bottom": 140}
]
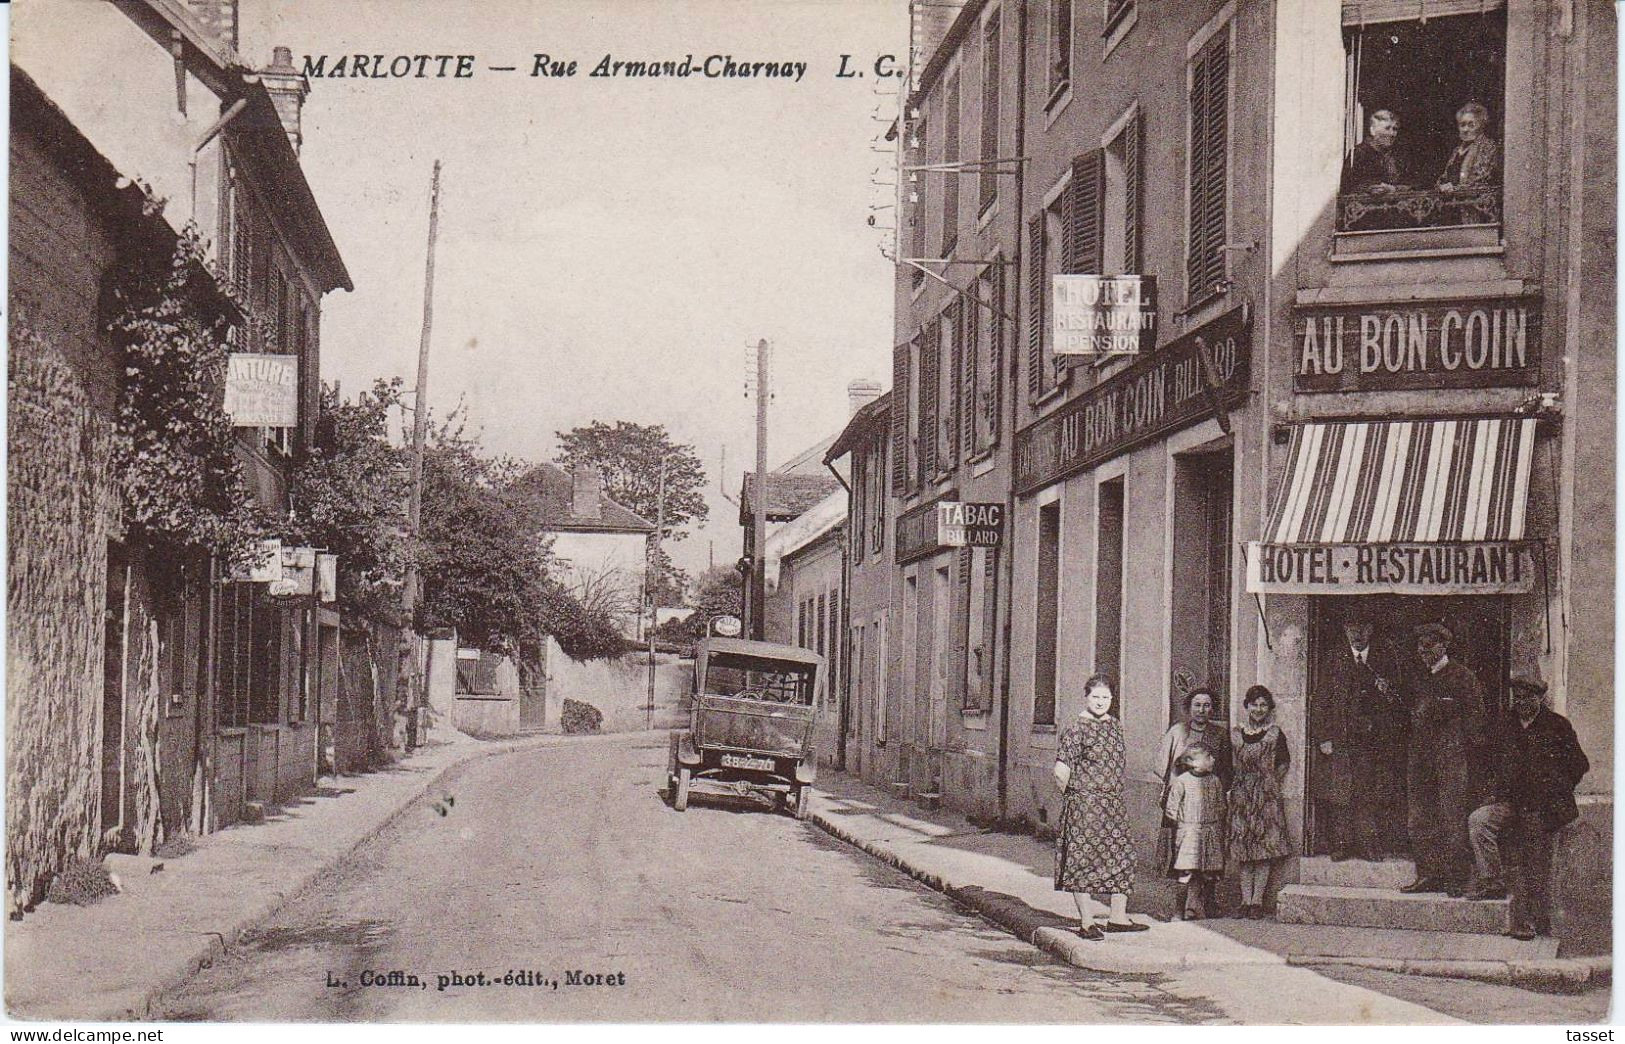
[
  {"left": 1402, "top": 622, "right": 1487, "bottom": 897},
  {"left": 1316, "top": 612, "right": 1407, "bottom": 861},
  {"left": 1466, "top": 674, "right": 1589, "bottom": 939}
]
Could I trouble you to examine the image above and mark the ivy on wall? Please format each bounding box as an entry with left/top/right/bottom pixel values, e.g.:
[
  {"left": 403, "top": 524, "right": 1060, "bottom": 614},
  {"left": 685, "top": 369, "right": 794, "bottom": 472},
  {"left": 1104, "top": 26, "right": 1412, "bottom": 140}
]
[{"left": 107, "top": 217, "right": 267, "bottom": 570}]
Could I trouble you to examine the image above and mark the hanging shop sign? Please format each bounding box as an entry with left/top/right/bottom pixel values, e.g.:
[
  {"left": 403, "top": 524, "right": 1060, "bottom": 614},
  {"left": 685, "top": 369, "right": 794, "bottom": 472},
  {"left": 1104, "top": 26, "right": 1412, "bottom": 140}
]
[
  {"left": 1014, "top": 306, "right": 1251, "bottom": 495},
  {"left": 223, "top": 353, "right": 299, "bottom": 427},
  {"left": 712, "top": 615, "right": 743, "bottom": 637},
  {"left": 269, "top": 546, "right": 319, "bottom": 597},
  {"left": 1294, "top": 297, "right": 1541, "bottom": 393},
  {"left": 1052, "top": 275, "right": 1157, "bottom": 357},
  {"left": 938, "top": 501, "right": 1004, "bottom": 548},
  {"left": 1243, "top": 540, "right": 1537, "bottom": 596},
  {"left": 229, "top": 538, "right": 284, "bottom": 582},
  {"left": 316, "top": 553, "right": 338, "bottom": 603}
]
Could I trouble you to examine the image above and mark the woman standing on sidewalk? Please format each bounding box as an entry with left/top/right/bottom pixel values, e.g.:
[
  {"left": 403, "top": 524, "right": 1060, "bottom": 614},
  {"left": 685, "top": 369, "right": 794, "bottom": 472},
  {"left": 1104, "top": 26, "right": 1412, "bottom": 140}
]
[
  {"left": 1227, "top": 685, "right": 1294, "bottom": 919},
  {"left": 1053, "top": 674, "right": 1148, "bottom": 940}
]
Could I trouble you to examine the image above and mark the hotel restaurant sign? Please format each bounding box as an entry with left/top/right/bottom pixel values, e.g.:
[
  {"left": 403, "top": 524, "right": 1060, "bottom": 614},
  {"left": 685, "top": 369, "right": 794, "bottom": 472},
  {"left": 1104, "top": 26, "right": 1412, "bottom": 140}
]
[
  {"left": 1295, "top": 296, "right": 1541, "bottom": 393},
  {"left": 1244, "top": 541, "right": 1537, "bottom": 596},
  {"left": 896, "top": 497, "right": 1005, "bottom": 564},
  {"left": 1014, "top": 306, "right": 1251, "bottom": 495}
]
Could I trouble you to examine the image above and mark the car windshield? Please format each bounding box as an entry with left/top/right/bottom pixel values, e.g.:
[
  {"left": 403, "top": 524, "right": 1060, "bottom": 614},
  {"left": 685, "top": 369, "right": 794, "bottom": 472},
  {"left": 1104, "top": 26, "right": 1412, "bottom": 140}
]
[{"left": 703, "top": 653, "right": 815, "bottom": 705}]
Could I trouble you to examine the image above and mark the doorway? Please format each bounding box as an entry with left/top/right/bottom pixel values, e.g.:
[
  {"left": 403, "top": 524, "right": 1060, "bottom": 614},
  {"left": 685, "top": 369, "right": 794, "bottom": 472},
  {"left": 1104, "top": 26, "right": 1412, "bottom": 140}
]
[{"left": 1306, "top": 594, "right": 1510, "bottom": 854}]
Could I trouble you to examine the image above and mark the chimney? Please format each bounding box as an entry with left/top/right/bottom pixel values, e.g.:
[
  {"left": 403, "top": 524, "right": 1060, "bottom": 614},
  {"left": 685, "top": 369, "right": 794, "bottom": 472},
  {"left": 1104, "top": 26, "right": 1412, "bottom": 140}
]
[
  {"left": 185, "top": 0, "right": 238, "bottom": 54},
  {"left": 260, "top": 46, "right": 310, "bottom": 156},
  {"left": 848, "top": 378, "right": 883, "bottom": 417},
  {"left": 571, "top": 465, "right": 603, "bottom": 522}
]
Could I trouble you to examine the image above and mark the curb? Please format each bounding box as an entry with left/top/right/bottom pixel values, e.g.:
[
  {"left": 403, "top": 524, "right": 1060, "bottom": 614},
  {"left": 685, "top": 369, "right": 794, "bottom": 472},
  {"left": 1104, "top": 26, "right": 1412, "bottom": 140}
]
[
  {"left": 1286, "top": 954, "right": 1612, "bottom": 993},
  {"left": 121, "top": 734, "right": 556, "bottom": 1020}
]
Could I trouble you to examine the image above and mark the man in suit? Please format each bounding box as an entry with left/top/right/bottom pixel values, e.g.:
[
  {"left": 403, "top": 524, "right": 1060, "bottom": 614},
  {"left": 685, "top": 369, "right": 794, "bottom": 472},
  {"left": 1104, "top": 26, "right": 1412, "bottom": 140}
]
[
  {"left": 1402, "top": 622, "right": 1488, "bottom": 896},
  {"left": 1315, "top": 613, "right": 1406, "bottom": 860},
  {"left": 1466, "top": 674, "right": 1589, "bottom": 939}
]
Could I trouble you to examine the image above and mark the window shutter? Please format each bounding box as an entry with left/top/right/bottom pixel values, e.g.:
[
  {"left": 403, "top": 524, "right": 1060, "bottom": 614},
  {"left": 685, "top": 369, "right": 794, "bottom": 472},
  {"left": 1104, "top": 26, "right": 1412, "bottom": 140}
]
[
  {"left": 232, "top": 190, "right": 250, "bottom": 295},
  {"left": 979, "top": 14, "right": 1002, "bottom": 212},
  {"left": 942, "top": 75, "right": 961, "bottom": 257},
  {"left": 891, "top": 342, "right": 910, "bottom": 494},
  {"left": 981, "top": 547, "right": 999, "bottom": 711},
  {"left": 988, "top": 263, "right": 1003, "bottom": 443},
  {"left": 956, "top": 546, "right": 973, "bottom": 710},
  {"left": 1064, "top": 150, "right": 1105, "bottom": 275},
  {"left": 945, "top": 302, "right": 961, "bottom": 467},
  {"left": 1124, "top": 110, "right": 1144, "bottom": 274},
  {"left": 920, "top": 323, "right": 939, "bottom": 482},
  {"left": 1188, "top": 35, "right": 1229, "bottom": 302},
  {"left": 960, "top": 291, "right": 977, "bottom": 456},
  {"left": 1025, "top": 214, "right": 1046, "bottom": 400}
]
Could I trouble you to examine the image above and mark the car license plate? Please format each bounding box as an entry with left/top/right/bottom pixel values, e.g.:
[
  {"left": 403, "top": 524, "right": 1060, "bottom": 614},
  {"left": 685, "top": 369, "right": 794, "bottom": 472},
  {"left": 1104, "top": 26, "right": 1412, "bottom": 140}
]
[{"left": 721, "top": 753, "right": 775, "bottom": 771}]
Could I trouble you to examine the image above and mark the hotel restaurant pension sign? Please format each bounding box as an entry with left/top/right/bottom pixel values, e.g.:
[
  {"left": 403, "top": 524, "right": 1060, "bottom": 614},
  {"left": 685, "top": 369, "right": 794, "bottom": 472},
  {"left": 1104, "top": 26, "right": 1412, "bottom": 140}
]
[
  {"left": 1295, "top": 297, "right": 1541, "bottom": 393},
  {"left": 1014, "top": 306, "right": 1251, "bottom": 495},
  {"left": 1052, "top": 275, "right": 1157, "bottom": 357}
]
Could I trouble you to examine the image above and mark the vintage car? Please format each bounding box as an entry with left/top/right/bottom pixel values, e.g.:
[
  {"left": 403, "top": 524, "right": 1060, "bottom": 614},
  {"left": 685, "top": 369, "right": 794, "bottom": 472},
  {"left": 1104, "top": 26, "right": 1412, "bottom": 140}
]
[{"left": 668, "top": 637, "right": 821, "bottom": 818}]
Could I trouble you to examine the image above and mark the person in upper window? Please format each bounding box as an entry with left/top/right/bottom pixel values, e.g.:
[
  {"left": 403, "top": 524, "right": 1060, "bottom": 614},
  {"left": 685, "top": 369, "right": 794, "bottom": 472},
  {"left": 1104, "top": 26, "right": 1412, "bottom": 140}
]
[
  {"left": 1340, "top": 108, "right": 1409, "bottom": 196},
  {"left": 1437, "top": 102, "right": 1502, "bottom": 191}
]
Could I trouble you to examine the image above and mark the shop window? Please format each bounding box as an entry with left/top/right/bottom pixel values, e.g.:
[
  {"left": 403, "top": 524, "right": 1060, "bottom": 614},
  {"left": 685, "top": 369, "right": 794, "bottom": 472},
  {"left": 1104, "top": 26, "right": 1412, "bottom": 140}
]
[
  {"left": 1047, "top": 0, "right": 1072, "bottom": 105},
  {"left": 1034, "top": 500, "right": 1061, "bottom": 727},
  {"left": 1187, "top": 28, "right": 1230, "bottom": 307},
  {"left": 216, "top": 581, "right": 283, "bottom": 727},
  {"left": 1337, "top": 7, "right": 1505, "bottom": 237},
  {"left": 875, "top": 619, "right": 889, "bottom": 746},
  {"left": 964, "top": 547, "right": 997, "bottom": 713},
  {"left": 979, "top": 11, "right": 1002, "bottom": 215}
]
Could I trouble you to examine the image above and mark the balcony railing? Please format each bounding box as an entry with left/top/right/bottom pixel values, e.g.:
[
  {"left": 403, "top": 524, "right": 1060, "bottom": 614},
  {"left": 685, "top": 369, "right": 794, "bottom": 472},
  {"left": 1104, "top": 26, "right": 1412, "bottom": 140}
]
[{"left": 1337, "top": 186, "right": 1502, "bottom": 233}]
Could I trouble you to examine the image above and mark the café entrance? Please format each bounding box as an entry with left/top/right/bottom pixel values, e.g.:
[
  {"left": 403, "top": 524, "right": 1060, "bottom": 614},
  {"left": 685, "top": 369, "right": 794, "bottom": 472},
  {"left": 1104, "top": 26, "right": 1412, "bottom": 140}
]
[{"left": 1305, "top": 594, "right": 1509, "bottom": 855}]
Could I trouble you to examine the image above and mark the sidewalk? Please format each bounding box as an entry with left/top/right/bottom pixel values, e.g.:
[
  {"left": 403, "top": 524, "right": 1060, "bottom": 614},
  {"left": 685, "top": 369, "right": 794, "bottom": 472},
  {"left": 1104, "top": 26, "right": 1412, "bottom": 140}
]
[
  {"left": 4, "top": 730, "right": 550, "bottom": 1022},
  {"left": 808, "top": 772, "right": 1607, "bottom": 1024}
]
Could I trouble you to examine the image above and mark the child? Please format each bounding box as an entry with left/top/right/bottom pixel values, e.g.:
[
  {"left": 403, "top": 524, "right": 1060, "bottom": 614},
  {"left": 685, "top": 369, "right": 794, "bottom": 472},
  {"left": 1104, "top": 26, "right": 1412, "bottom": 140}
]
[{"left": 1165, "top": 746, "right": 1227, "bottom": 920}]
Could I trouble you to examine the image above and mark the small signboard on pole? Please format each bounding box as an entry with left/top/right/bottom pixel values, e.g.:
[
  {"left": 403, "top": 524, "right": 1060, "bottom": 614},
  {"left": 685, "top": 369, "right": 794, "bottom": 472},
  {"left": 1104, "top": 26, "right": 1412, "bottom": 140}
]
[{"left": 1052, "top": 275, "right": 1157, "bottom": 357}]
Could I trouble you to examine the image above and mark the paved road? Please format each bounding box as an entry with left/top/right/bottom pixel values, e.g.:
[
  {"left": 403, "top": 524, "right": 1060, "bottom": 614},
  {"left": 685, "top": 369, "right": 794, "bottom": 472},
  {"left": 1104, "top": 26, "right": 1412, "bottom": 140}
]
[{"left": 153, "top": 731, "right": 1226, "bottom": 1023}]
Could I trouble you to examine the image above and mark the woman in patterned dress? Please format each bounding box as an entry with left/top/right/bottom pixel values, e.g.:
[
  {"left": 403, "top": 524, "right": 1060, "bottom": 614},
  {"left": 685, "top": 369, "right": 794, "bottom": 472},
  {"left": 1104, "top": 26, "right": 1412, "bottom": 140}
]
[
  {"left": 1053, "top": 674, "right": 1148, "bottom": 939},
  {"left": 1227, "top": 684, "right": 1294, "bottom": 919},
  {"left": 1153, "top": 688, "right": 1234, "bottom": 877}
]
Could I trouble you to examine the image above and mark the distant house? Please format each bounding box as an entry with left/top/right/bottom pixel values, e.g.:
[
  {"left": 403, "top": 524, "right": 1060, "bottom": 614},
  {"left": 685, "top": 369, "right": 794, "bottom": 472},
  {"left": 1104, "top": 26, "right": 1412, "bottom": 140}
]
[{"left": 516, "top": 463, "right": 655, "bottom": 637}]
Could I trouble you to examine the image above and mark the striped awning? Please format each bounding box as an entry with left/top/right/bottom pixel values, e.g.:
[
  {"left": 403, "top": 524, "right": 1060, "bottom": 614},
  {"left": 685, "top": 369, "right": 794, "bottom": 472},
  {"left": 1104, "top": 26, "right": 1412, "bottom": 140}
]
[{"left": 1266, "top": 416, "right": 1536, "bottom": 545}]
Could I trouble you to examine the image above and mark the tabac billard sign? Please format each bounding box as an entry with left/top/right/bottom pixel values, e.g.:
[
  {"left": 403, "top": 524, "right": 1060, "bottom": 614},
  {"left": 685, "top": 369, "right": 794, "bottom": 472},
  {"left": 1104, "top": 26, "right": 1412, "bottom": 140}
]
[
  {"left": 896, "top": 497, "right": 1004, "bottom": 563},
  {"left": 1052, "top": 275, "right": 1157, "bottom": 357}
]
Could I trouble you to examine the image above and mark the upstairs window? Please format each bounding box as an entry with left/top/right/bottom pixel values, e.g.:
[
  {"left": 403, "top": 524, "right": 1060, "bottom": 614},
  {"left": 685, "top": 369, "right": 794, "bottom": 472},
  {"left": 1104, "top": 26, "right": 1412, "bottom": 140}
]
[
  {"left": 979, "top": 12, "right": 1002, "bottom": 215},
  {"left": 1047, "top": 0, "right": 1072, "bottom": 103},
  {"left": 1337, "top": 3, "right": 1505, "bottom": 236}
]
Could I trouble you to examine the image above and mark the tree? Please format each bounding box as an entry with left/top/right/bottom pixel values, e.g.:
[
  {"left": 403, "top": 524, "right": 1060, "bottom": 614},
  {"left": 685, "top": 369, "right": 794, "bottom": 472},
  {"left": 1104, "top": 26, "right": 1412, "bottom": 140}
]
[
  {"left": 647, "top": 546, "right": 691, "bottom": 609},
  {"left": 287, "top": 378, "right": 410, "bottom": 623},
  {"left": 417, "top": 413, "right": 621, "bottom": 662},
  {"left": 554, "top": 421, "right": 708, "bottom": 541},
  {"left": 667, "top": 564, "right": 744, "bottom": 638}
]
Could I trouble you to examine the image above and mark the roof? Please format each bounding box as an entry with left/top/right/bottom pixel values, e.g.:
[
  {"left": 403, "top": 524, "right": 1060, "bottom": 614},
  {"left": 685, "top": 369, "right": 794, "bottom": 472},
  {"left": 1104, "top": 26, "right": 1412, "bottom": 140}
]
[
  {"left": 698, "top": 637, "right": 825, "bottom": 667},
  {"left": 825, "top": 390, "right": 893, "bottom": 464},
  {"left": 739, "top": 472, "right": 843, "bottom": 525},
  {"left": 11, "top": 66, "right": 240, "bottom": 324},
  {"left": 121, "top": 0, "right": 352, "bottom": 294},
  {"left": 511, "top": 463, "right": 656, "bottom": 534},
  {"left": 764, "top": 489, "right": 847, "bottom": 592},
  {"left": 775, "top": 432, "right": 840, "bottom": 476}
]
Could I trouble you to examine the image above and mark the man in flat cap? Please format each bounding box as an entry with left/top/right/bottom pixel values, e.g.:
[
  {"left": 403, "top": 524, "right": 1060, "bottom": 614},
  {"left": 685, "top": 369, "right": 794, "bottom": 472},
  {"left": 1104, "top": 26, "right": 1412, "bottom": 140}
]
[
  {"left": 1467, "top": 674, "right": 1589, "bottom": 939},
  {"left": 1401, "top": 622, "right": 1488, "bottom": 896}
]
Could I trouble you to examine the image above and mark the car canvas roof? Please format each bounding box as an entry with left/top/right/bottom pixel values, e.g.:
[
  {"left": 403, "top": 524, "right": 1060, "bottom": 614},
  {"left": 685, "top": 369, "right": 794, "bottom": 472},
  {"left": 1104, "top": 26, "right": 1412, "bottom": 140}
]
[{"left": 698, "top": 637, "right": 824, "bottom": 667}]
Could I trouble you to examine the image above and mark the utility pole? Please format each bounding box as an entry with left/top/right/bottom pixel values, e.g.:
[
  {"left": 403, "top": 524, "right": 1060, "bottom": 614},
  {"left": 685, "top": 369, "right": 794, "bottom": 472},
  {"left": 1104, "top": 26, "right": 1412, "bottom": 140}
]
[
  {"left": 400, "top": 159, "right": 441, "bottom": 752},
  {"left": 751, "top": 339, "right": 769, "bottom": 640},
  {"left": 646, "top": 459, "right": 667, "bottom": 729}
]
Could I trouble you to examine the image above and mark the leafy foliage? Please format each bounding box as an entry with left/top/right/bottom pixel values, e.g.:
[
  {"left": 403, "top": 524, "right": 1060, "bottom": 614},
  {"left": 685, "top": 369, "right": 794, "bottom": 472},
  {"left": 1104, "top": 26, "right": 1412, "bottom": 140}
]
[
  {"left": 555, "top": 420, "right": 708, "bottom": 541},
  {"left": 107, "top": 222, "right": 264, "bottom": 567},
  {"left": 286, "top": 378, "right": 410, "bottom": 623},
  {"left": 663, "top": 564, "right": 744, "bottom": 639},
  {"left": 417, "top": 412, "right": 622, "bottom": 662}
]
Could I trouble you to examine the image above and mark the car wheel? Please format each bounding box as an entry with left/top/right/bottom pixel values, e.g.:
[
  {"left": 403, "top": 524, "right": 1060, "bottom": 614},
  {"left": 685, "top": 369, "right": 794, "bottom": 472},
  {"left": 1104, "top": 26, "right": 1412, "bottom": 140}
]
[{"left": 674, "top": 767, "right": 691, "bottom": 811}]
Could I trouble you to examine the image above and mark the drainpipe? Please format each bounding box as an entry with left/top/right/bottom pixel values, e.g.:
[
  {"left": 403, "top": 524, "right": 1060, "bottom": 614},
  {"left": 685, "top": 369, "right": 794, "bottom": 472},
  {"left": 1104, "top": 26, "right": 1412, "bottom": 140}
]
[
  {"left": 827, "top": 460, "right": 853, "bottom": 770},
  {"left": 995, "top": 0, "right": 1029, "bottom": 826}
]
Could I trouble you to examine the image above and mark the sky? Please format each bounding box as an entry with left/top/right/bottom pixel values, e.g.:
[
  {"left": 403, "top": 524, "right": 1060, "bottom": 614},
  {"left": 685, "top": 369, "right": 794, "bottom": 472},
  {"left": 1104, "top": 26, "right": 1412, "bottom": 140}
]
[{"left": 234, "top": 0, "right": 911, "bottom": 576}]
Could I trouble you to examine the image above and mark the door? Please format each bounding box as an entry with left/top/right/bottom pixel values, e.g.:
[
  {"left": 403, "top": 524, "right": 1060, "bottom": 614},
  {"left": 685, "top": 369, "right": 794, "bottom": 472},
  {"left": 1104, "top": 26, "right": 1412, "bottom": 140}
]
[{"left": 1306, "top": 594, "right": 1509, "bottom": 853}]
